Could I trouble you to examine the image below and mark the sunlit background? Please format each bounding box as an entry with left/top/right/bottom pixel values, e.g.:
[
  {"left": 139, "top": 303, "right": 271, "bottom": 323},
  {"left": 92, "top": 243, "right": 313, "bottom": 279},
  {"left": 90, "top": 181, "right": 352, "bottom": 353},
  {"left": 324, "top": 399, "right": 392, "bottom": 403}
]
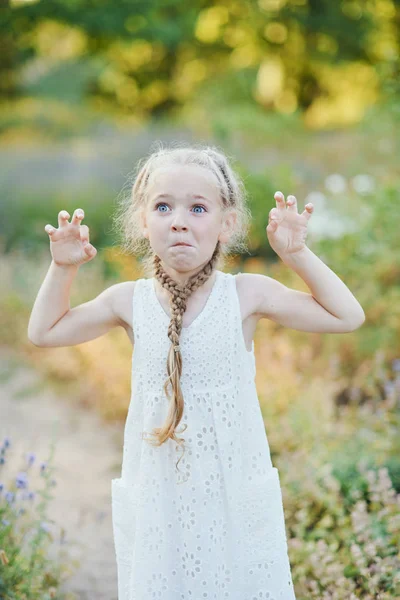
[{"left": 1, "top": 1, "right": 399, "bottom": 599}]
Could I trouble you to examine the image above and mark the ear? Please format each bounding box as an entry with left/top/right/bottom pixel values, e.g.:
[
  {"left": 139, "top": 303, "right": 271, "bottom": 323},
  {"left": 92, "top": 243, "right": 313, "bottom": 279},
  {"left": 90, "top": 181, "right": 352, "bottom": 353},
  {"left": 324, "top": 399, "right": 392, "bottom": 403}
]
[{"left": 219, "top": 209, "right": 237, "bottom": 244}]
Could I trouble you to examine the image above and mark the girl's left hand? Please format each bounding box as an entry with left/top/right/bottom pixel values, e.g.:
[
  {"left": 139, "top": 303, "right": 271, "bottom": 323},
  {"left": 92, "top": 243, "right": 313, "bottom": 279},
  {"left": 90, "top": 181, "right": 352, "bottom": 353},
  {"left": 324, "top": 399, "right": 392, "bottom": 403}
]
[{"left": 266, "top": 191, "right": 314, "bottom": 256}]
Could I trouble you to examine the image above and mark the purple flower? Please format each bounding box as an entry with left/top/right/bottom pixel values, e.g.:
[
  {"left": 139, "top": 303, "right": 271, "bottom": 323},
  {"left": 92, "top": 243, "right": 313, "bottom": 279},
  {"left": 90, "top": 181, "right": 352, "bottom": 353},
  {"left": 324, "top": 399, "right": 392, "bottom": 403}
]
[
  {"left": 0, "top": 482, "right": 3, "bottom": 493},
  {"left": 5, "top": 491, "right": 15, "bottom": 504},
  {"left": 26, "top": 452, "right": 36, "bottom": 467},
  {"left": 391, "top": 358, "right": 400, "bottom": 372},
  {"left": 16, "top": 471, "right": 28, "bottom": 489},
  {"left": 2, "top": 519, "right": 10, "bottom": 526},
  {"left": 40, "top": 462, "right": 47, "bottom": 473},
  {"left": 40, "top": 521, "right": 50, "bottom": 532},
  {"left": 3, "top": 437, "right": 11, "bottom": 448},
  {"left": 384, "top": 381, "right": 395, "bottom": 397},
  {"left": 0, "top": 456, "right": 5, "bottom": 465}
]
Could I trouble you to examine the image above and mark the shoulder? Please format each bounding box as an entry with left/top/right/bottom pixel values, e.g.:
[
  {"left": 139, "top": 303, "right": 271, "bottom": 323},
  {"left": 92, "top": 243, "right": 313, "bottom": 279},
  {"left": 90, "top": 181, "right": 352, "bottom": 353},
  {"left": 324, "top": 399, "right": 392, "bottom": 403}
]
[
  {"left": 104, "top": 280, "right": 137, "bottom": 330},
  {"left": 234, "top": 271, "right": 288, "bottom": 319},
  {"left": 232, "top": 272, "right": 260, "bottom": 319}
]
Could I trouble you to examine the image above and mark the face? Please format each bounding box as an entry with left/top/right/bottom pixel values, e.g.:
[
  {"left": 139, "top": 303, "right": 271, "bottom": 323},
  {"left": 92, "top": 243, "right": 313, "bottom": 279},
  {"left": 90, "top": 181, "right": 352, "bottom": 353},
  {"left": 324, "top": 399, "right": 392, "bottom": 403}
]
[{"left": 141, "top": 164, "right": 236, "bottom": 284}]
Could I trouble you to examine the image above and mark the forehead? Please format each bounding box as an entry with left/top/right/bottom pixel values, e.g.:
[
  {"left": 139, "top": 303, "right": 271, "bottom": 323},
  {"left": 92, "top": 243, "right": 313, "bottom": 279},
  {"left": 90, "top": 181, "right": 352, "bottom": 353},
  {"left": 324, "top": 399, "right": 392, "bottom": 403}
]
[{"left": 147, "top": 164, "right": 220, "bottom": 200}]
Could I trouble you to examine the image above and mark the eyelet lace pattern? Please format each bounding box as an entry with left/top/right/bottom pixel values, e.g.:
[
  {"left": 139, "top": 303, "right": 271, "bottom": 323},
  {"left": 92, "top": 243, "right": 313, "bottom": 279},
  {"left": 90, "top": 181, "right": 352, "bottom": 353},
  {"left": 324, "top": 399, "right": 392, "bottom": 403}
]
[{"left": 111, "top": 270, "right": 296, "bottom": 599}]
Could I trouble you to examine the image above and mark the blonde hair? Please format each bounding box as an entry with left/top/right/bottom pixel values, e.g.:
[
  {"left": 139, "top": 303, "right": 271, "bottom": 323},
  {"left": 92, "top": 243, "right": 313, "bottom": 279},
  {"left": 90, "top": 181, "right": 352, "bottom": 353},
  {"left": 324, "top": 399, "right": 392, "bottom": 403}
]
[{"left": 112, "top": 141, "right": 252, "bottom": 474}]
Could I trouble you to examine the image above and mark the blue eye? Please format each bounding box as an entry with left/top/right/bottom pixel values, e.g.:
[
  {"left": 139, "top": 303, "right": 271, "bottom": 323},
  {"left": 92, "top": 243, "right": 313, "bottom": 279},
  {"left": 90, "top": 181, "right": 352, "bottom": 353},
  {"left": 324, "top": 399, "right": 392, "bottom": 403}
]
[{"left": 155, "top": 202, "right": 206, "bottom": 213}]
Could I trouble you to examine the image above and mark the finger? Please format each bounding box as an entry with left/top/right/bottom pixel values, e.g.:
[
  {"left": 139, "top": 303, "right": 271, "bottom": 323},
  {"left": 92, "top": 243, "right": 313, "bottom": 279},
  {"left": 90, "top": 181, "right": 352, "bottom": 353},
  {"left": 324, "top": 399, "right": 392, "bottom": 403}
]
[
  {"left": 286, "top": 195, "right": 298, "bottom": 212},
  {"left": 44, "top": 224, "right": 57, "bottom": 239},
  {"left": 268, "top": 210, "right": 279, "bottom": 224},
  {"left": 269, "top": 207, "right": 280, "bottom": 220},
  {"left": 266, "top": 220, "right": 278, "bottom": 234},
  {"left": 300, "top": 203, "right": 314, "bottom": 220},
  {"left": 274, "top": 191, "right": 286, "bottom": 213},
  {"left": 80, "top": 224, "right": 90, "bottom": 244},
  {"left": 72, "top": 208, "right": 84, "bottom": 226},
  {"left": 58, "top": 210, "right": 70, "bottom": 228},
  {"left": 84, "top": 243, "right": 97, "bottom": 258}
]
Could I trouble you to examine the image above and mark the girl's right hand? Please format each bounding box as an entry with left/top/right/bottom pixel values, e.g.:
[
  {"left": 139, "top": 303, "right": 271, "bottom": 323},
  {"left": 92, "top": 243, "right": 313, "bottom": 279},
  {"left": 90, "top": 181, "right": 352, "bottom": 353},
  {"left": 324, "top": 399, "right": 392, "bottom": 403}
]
[{"left": 44, "top": 209, "right": 97, "bottom": 267}]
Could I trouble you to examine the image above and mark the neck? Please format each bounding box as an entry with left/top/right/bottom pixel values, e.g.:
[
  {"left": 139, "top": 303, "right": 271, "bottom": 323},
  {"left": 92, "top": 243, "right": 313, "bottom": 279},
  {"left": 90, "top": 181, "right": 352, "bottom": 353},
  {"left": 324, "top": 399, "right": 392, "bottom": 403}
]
[
  {"left": 155, "top": 268, "right": 217, "bottom": 294},
  {"left": 158, "top": 264, "right": 213, "bottom": 287}
]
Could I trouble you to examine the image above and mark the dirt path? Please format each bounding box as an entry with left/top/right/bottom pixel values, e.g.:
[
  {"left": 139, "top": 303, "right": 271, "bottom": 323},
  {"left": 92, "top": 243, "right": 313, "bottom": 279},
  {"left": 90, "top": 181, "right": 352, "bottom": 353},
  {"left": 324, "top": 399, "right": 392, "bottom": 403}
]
[{"left": 0, "top": 349, "right": 124, "bottom": 600}]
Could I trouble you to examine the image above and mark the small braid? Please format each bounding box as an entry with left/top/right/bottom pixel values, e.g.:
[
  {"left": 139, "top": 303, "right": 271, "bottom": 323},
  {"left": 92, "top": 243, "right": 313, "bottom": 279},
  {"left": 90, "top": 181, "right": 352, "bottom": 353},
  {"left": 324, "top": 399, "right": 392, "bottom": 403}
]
[{"left": 142, "top": 241, "right": 222, "bottom": 476}]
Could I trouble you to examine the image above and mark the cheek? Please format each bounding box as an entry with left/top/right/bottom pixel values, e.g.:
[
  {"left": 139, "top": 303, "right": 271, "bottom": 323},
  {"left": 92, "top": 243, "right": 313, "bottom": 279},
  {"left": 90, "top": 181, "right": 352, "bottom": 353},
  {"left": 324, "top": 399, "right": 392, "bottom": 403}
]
[
  {"left": 203, "top": 217, "right": 220, "bottom": 234},
  {"left": 196, "top": 220, "right": 220, "bottom": 244},
  {"left": 147, "top": 213, "right": 163, "bottom": 228}
]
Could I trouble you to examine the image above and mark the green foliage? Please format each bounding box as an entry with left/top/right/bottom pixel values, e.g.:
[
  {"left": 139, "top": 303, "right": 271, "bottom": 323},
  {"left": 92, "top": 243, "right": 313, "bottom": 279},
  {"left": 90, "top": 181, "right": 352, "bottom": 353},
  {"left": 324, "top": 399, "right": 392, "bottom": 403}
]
[
  {"left": 286, "top": 458, "right": 400, "bottom": 598},
  {"left": 313, "top": 182, "right": 400, "bottom": 363},
  {"left": 1, "top": 0, "right": 399, "bottom": 123},
  {"left": 19, "top": 57, "right": 104, "bottom": 105},
  {"left": 0, "top": 189, "right": 113, "bottom": 255},
  {"left": 0, "top": 436, "right": 72, "bottom": 599}
]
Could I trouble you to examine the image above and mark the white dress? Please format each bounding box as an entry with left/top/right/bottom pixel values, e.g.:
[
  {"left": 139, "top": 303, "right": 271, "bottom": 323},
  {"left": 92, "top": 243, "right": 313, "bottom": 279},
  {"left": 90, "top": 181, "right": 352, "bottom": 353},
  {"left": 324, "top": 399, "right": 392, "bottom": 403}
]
[{"left": 111, "top": 269, "right": 297, "bottom": 600}]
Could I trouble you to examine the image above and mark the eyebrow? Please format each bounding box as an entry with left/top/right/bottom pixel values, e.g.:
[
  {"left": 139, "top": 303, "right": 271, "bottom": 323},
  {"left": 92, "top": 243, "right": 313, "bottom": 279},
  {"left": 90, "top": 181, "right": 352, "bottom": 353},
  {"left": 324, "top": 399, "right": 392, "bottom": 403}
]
[{"left": 151, "top": 193, "right": 211, "bottom": 203}]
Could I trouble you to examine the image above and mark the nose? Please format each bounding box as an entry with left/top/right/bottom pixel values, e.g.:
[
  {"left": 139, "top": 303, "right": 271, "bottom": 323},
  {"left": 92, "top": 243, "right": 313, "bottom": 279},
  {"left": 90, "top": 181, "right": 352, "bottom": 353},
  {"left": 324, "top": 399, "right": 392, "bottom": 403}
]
[{"left": 171, "top": 211, "right": 188, "bottom": 231}]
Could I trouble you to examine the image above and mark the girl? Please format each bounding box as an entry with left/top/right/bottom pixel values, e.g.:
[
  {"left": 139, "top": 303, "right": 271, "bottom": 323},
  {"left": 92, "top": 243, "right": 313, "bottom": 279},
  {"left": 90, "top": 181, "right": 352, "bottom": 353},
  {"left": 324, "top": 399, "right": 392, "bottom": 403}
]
[{"left": 28, "top": 143, "right": 365, "bottom": 600}]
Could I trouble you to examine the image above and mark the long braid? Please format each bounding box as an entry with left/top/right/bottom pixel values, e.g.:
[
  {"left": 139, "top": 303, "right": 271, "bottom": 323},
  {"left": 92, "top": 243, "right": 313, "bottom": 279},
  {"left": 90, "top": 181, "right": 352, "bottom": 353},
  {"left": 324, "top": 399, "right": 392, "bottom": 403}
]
[
  {"left": 142, "top": 241, "right": 222, "bottom": 475},
  {"left": 128, "top": 143, "right": 252, "bottom": 477}
]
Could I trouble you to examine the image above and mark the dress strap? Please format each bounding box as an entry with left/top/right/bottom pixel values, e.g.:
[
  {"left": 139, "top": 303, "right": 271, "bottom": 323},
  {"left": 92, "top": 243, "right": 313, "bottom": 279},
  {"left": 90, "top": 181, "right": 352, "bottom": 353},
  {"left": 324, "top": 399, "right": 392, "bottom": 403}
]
[
  {"left": 132, "top": 278, "right": 147, "bottom": 342},
  {"left": 226, "top": 273, "right": 256, "bottom": 364}
]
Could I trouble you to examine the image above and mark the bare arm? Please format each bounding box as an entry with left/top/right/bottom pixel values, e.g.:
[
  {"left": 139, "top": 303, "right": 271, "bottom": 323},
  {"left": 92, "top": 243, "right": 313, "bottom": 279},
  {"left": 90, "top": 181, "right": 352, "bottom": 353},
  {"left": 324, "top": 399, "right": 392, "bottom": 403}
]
[
  {"left": 251, "top": 273, "right": 364, "bottom": 333},
  {"left": 28, "top": 260, "right": 78, "bottom": 345},
  {"left": 262, "top": 191, "right": 365, "bottom": 332},
  {"left": 28, "top": 207, "right": 130, "bottom": 348},
  {"left": 27, "top": 261, "right": 130, "bottom": 347}
]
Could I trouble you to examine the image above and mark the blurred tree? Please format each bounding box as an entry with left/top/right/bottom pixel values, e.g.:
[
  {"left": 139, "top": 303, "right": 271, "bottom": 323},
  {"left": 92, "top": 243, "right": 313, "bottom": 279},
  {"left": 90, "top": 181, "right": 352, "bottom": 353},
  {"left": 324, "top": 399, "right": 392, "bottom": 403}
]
[{"left": 0, "top": 0, "right": 398, "bottom": 126}]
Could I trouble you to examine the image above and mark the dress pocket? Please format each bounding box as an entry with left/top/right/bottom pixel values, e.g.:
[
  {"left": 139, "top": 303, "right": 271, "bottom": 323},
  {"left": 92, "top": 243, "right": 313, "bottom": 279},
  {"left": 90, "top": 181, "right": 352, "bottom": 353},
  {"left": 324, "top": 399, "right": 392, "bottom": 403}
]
[
  {"left": 236, "top": 467, "right": 289, "bottom": 564},
  {"left": 111, "top": 477, "right": 138, "bottom": 600}
]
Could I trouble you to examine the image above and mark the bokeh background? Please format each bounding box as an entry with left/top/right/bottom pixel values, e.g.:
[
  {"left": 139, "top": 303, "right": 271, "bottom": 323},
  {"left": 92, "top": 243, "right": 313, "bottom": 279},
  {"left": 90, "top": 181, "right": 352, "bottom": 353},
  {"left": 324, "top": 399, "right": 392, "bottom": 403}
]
[{"left": 1, "top": 1, "right": 399, "bottom": 599}]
